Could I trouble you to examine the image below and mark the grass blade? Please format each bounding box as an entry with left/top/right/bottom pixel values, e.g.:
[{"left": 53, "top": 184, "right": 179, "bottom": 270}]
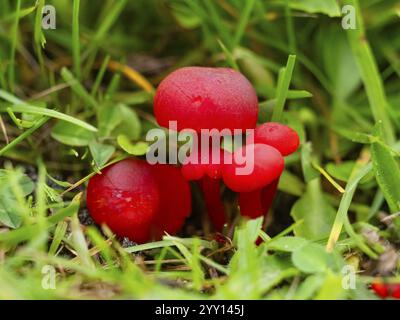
[
  {"left": 0, "top": 193, "right": 81, "bottom": 245},
  {"left": 371, "top": 136, "right": 400, "bottom": 213},
  {"left": 91, "top": 55, "right": 110, "bottom": 97},
  {"left": 107, "top": 60, "right": 154, "bottom": 94},
  {"left": 33, "top": 0, "right": 45, "bottom": 69},
  {"left": 0, "top": 90, "right": 97, "bottom": 132},
  {"left": 344, "top": 0, "right": 395, "bottom": 143},
  {"left": 326, "top": 160, "right": 374, "bottom": 254},
  {"left": 203, "top": 0, "right": 232, "bottom": 48},
  {"left": 8, "top": 0, "right": 21, "bottom": 93},
  {"left": 60, "top": 68, "right": 98, "bottom": 109},
  {"left": 72, "top": 0, "right": 81, "bottom": 79},
  {"left": 218, "top": 39, "right": 239, "bottom": 70},
  {"left": 271, "top": 55, "right": 296, "bottom": 122},
  {"left": 233, "top": 0, "right": 256, "bottom": 48},
  {"left": 284, "top": 0, "right": 297, "bottom": 53},
  {"left": 0, "top": 103, "right": 97, "bottom": 132},
  {"left": 0, "top": 116, "right": 49, "bottom": 157}
]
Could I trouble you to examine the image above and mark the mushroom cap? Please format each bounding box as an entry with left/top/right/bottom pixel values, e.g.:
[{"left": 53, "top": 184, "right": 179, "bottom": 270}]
[
  {"left": 254, "top": 122, "right": 300, "bottom": 156},
  {"left": 181, "top": 143, "right": 230, "bottom": 180},
  {"left": 86, "top": 158, "right": 160, "bottom": 243},
  {"left": 154, "top": 67, "right": 258, "bottom": 132},
  {"left": 87, "top": 159, "right": 192, "bottom": 243},
  {"left": 222, "top": 143, "right": 284, "bottom": 192}
]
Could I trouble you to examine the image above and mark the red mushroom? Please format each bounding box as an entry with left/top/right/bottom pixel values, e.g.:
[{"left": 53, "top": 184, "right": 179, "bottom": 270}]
[
  {"left": 254, "top": 122, "right": 300, "bottom": 156},
  {"left": 154, "top": 66, "right": 259, "bottom": 232},
  {"left": 154, "top": 66, "right": 258, "bottom": 132},
  {"left": 222, "top": 143, "right": 284, "bottom": 193},
  {"left": 86, "top": 159, "right": 191, "bottom": 243},
  {"left": 86, "top": 158, "right": 160, "bottom": 243},
  {"left": 235, "top": 123, "right": 300, "bottom": 220},
  {"left": 222, "top": 144, "right": 284, "bottom": 223}
]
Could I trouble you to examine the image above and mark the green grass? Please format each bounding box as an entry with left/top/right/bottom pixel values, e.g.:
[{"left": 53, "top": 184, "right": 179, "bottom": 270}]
[
  {"left": 72, "top": 0, "right": 81, "bottom": 80},
  {"left": 0, "top": 0, "right": 399, "bottom": 300},
  {"left": 271, "top": 54, "right": 296, "bottom": 122},
  {"left": 7, "top": 0, "right": 21, "bottom": 93},
  {"left": 344, "top": 0, "right": 395, "bottom": 144}
]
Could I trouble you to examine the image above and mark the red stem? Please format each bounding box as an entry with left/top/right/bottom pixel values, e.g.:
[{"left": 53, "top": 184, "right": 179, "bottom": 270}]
[
  {"left": 238, "top": 189, "right": 263, "bottom": 219},
  {"left": 199, "top": 176, "right": 226, "bottom": 232},
  {"left": 238, "top": 178, "right": 279, "bottom": 219}
]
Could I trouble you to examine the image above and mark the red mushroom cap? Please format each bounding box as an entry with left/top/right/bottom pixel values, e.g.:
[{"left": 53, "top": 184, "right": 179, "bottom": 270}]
[
  {"left": 181, "top": 143, "right": 228, "bottom": 181},
  {"left": 181, "top": 147, "right": 208, "bottom": 181},
  {"left": 86, "top": 159, "right": 192, "bottom": 243},
  {"left": 254, "top": 122, "right": 300, "bottom": 156},
  {"left": 222, "top": 143, "right": 284, "bottom": 192},
  {"left": 154, "top": 67, "right": 258, "bottom": 132},
  {"left": 86, "top": 158, "right": 160, "bottom": 243}
]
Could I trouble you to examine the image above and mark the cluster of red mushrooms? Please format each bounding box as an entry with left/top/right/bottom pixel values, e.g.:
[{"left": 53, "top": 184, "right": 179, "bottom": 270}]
[
  {"left": 85, "top": 66, "right": 399, "bottom": 299},
  {"left": 86, "top": 66, "right": 300, "bottom": 242}
]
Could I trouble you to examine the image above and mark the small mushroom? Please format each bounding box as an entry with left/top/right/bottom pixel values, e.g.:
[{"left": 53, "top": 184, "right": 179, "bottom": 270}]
[
  {"left": 222, "top": 143, "right": 284, "bottom": 193},
  {"left": 235, "top": 123, "right": 300, "bottom": 220},
  {"left": 254, "top": 122, "right": 300, "bottom": 156},
  {"left": 86, "top": 158, "right": 191, "bottom": 243},
  {"left": 222, "top": 143, "right": 284, "bottom": 222},
  {"left": 86, "top": 158, "right": 160, "bottom": 243}
]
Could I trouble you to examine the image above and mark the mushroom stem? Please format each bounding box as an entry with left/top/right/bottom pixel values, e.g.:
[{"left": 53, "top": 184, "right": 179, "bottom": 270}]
[
  {"left": 199, "top": 176, "right": 226, "bottom": 232},
  {"left": 238, "top": 189, "right": 263, "bottom": 219},
  {"left": 238, "top": 178, "right": 279, "bottom": 219},
  {"left": 261, "top": 178, "right": 279, "bottom": 215}
]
